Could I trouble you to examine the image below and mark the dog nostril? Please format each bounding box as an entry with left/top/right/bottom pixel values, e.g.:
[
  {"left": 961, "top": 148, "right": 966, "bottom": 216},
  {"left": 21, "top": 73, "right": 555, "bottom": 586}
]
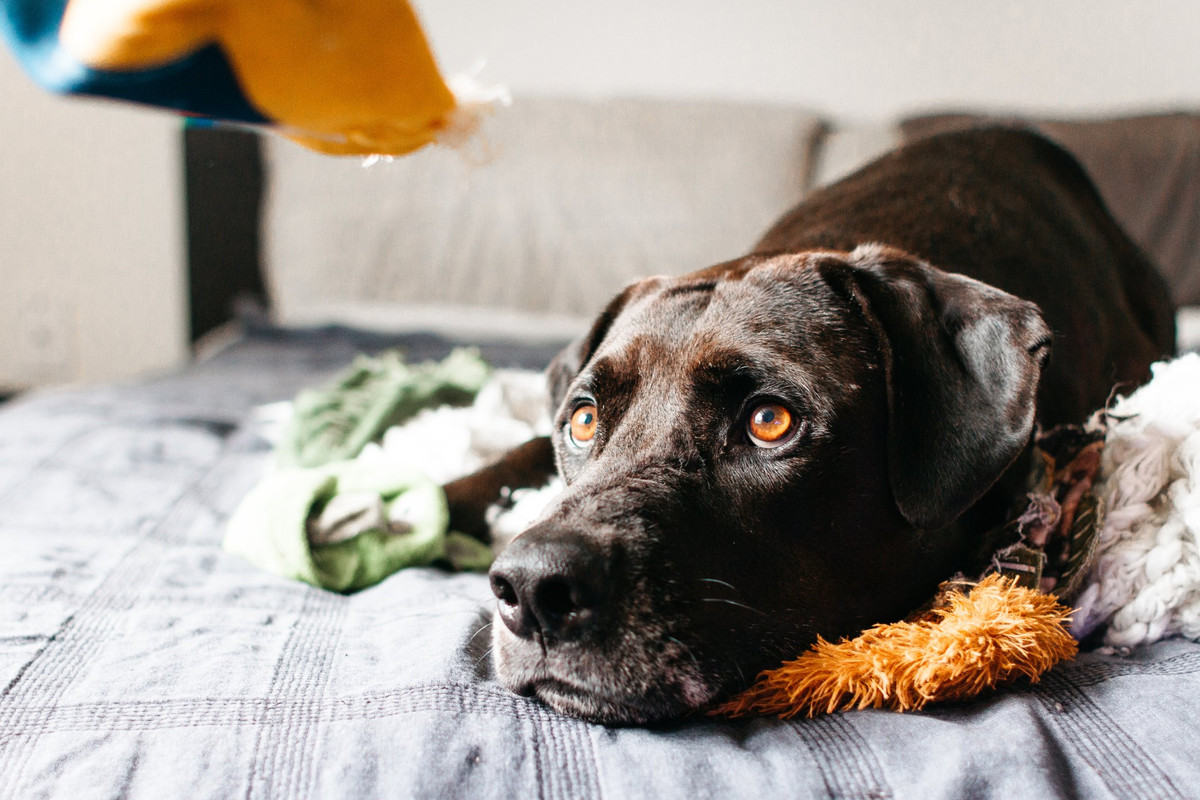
[
  {"left": 490, "top": 574, "right": 519, "bottom": 607},
  {"left": 490, "top": 570, "right": 536, "bottom": 639},
  {"left": 489, "top": 525, "right": 610, "bottom": 643},
  {"left": 534, "top": 577, "right": 577, "bottom": 621}
]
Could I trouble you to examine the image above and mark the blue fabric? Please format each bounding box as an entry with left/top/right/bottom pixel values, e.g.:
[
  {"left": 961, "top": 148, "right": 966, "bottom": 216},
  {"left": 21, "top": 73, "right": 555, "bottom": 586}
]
[{"left": 1, "top": 0, "right": 269, "bottom": 123}]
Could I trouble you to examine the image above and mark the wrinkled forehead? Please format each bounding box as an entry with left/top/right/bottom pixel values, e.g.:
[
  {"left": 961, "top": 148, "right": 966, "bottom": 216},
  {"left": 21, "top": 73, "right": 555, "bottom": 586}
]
[{"left": 584, "top": 258, "right": 866, "bottom": 392}]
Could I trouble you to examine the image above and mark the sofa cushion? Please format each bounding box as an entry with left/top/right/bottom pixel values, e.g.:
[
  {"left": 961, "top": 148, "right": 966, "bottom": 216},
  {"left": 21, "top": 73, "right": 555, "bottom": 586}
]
[{"left": 262, "top": 97, "right": 823, "bottom": 325}]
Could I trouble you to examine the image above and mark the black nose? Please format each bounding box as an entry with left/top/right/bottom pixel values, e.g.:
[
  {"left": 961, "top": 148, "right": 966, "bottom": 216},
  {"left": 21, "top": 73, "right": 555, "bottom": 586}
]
[{"left": 489, "top": 525, "right": 609, "bottom": 643}]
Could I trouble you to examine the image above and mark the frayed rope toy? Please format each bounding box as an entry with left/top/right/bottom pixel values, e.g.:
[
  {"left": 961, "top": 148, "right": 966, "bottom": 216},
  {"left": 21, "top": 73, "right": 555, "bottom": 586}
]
[{"left": 715, "top": 422, "right": 1107, "bottom": 718}]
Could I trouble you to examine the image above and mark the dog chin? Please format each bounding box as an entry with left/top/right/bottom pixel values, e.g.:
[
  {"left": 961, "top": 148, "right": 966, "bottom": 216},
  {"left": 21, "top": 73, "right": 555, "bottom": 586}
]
[
  {"left": 520, "top": 681, "right": 672, "bottom": 724},
  {"left": 523, "top": 677, "right": 703, "bottom": 725},
  {"left": 492, "top": 625, "right": 716, "bottom": 724}
]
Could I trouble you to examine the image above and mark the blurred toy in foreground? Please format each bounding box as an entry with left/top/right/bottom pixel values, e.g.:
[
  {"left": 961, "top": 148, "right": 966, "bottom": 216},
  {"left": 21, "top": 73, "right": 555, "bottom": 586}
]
[{"left": 1, "top": 0, "right": 505, "bottom": 155}]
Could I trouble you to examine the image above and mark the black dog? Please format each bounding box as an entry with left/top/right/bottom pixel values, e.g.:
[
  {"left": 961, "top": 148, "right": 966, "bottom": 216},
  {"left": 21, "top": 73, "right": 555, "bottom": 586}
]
[{"left": 461, "top": 129, "right": 1175, "bottom": 724}]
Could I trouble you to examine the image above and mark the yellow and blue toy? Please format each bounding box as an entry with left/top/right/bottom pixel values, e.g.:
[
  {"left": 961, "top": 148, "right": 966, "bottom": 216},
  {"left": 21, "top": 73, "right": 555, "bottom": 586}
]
[{"left": 1, "top": 0, "right": 499, "bottom": 155}]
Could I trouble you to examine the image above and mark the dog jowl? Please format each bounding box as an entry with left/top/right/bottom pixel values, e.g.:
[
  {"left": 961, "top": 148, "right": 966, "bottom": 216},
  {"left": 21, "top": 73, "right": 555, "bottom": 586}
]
[{"left": 486, "top": 130, "right": 1174, "bottom": 724}]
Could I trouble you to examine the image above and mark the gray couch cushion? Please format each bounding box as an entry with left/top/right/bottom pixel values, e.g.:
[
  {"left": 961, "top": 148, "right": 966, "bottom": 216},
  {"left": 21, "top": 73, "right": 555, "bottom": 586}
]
[{"left": 262, "top": 97, "right": 823, "bottom": 324}]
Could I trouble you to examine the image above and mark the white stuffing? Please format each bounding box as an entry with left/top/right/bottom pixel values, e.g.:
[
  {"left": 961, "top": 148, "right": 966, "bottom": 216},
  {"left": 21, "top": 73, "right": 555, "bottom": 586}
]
[
  {"left": 485, "top": 483, "right": 564, "bottom": 551},
  {"left": 1071, "top": 353, "right": 1200, "bottom": 646},
  {"left": 356, "top": 368, "right": 552, "bottom": 482},
  {"left": 355, "top": 368, "right": 564, "bottom": 551}
]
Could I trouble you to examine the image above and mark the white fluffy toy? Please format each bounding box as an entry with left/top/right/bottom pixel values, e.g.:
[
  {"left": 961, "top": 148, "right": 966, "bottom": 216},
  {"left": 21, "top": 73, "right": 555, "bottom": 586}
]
[
  {"left": 353, "top": 368, "right": 565, "bottom": 549},
  {"left": 1072, "top": 353, "right": 1200, "bottom": 646}
]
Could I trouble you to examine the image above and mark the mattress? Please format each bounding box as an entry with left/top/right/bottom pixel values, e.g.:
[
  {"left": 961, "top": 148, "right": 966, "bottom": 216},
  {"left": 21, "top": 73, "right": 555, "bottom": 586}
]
[{"left": 1, "top": 325, "right": 1198, "bottom": 800}]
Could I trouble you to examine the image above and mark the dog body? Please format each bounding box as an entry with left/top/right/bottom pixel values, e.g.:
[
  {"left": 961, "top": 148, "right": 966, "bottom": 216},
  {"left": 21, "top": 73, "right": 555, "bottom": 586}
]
[{"left": 484, "top": 129, "right": 1175, "bottom": 724}]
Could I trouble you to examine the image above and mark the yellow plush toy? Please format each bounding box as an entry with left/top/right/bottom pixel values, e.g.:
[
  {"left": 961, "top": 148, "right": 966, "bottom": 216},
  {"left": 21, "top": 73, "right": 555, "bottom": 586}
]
[{"left": 4, "top": 0, "right": 500, "bottom": 156}]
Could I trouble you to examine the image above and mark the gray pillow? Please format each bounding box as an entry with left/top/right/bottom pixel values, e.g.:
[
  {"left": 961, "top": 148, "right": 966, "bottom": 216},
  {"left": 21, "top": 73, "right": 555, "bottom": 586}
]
[{"left": 262, "top": 97, "right": 824, "bottom": 326}]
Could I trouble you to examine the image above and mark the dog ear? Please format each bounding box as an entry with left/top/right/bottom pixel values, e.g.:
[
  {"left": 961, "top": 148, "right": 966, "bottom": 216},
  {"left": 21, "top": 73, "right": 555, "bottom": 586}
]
[
  {"left": 825, "top": 245, "right": 1052, "bottom": 530},
  {"left": 546, "top": 277, "right": 665, "bottom": 412}
]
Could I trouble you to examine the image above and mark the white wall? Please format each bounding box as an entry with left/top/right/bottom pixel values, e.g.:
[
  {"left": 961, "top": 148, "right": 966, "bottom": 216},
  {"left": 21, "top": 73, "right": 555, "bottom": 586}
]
[
  {"left": 0, "top": 47, "right": 186, "bottom": 391},
  {"left": 416, "top": 0, "right": 1200, "bottom": 119}
]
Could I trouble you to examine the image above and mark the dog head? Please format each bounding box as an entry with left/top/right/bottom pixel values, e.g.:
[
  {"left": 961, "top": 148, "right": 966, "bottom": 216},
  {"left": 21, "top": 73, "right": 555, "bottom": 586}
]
[{"left": 489, "top": 244, "right": 1051, "bottom": 724}]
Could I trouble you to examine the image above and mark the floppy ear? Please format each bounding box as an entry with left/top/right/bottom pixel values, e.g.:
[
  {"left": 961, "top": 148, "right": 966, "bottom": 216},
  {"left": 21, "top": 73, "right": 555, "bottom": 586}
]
[
  {"left": 824, "top": 245, "right": 1052, "bottom": 530},
  {"left": 546, "top": 277, "right": 666, "bottom": 413}
]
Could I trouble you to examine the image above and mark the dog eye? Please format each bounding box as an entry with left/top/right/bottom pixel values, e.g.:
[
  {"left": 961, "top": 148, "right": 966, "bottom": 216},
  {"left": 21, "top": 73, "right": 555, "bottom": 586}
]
[
  {"left": 747, "top": 403, "right": 795, "bottom": 448},
  {"left": 568, "top": 404, "right": 598, "bottom": 447}
]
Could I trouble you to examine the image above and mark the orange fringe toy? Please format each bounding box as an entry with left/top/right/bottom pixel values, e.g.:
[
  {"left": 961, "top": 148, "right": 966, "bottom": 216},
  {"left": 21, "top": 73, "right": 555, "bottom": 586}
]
[{"left": 713, "top": 574, "right": 1078, "bottom": 718}]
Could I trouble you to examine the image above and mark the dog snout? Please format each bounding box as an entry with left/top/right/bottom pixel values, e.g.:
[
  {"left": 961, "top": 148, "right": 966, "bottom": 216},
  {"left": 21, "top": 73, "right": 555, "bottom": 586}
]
[{"left": 489, "top": 524, "right": 610, "bottom": 643}]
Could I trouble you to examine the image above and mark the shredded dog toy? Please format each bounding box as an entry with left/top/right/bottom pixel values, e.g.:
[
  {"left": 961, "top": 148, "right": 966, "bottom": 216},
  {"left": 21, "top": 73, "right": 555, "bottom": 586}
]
[{"left": 712, "top": 574, "right": 1077, "bottom": 717}]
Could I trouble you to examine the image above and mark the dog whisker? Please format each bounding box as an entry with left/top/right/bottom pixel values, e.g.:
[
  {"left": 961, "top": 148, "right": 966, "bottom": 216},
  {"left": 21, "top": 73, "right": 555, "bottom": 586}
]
[
  {"left": 467, "top": 621, "right": 494, "bottom": 646},
  {"left": 700, "top": 597, "right": 767, "bottom": 616},
  {"left": 473, "top": 646, "right": 495, "bottom": 670},
  {"left": 697, "top": 578, "right": 738, "bottom": 592},
  {"left": 464, "top": 597, "right": 499, "bottom": 622}
]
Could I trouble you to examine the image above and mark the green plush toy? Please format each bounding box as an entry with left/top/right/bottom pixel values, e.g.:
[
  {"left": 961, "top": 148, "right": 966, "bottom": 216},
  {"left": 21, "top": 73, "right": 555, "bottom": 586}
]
[
  {"left": 277, "top": 347, "right": 490, "bottom": 469},
  {"left": 224, "top": 459, "right": 493, "bottom": 593},
  {"left": 224, "top": 347, "right": 494, "bottom": 593}
]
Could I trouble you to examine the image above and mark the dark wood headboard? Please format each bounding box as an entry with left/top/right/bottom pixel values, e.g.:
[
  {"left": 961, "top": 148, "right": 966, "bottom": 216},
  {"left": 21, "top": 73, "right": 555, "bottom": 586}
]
[{"left": 183, "top": 125, "right": 267, "bottom": 343}]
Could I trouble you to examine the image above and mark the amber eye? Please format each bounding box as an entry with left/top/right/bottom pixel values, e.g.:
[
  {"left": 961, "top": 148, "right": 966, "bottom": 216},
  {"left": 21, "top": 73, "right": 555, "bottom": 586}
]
[
  {"left": 569, "top": 404, "right": 598, "bottom": 446},
  {"left": 747, "top": 403, "right": 795, "bottom": 448}
]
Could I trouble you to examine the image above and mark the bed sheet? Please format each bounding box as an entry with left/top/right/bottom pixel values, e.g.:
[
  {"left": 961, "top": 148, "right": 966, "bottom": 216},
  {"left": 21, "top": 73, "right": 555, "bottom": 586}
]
[{"left": 1, "top": 326, "right": 1197, "bottom": 800}]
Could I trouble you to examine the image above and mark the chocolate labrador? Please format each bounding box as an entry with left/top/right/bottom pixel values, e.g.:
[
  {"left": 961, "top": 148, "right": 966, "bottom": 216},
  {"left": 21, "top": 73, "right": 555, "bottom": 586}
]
[{"left": 452, "top": 128, "right": 1176, "bottom": 724}]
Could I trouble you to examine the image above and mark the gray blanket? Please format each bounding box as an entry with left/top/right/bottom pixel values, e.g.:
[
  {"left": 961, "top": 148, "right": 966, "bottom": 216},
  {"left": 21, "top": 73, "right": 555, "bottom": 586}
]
[{"left": 2, "top": 327, "right": 1197, "bottom": 799}]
